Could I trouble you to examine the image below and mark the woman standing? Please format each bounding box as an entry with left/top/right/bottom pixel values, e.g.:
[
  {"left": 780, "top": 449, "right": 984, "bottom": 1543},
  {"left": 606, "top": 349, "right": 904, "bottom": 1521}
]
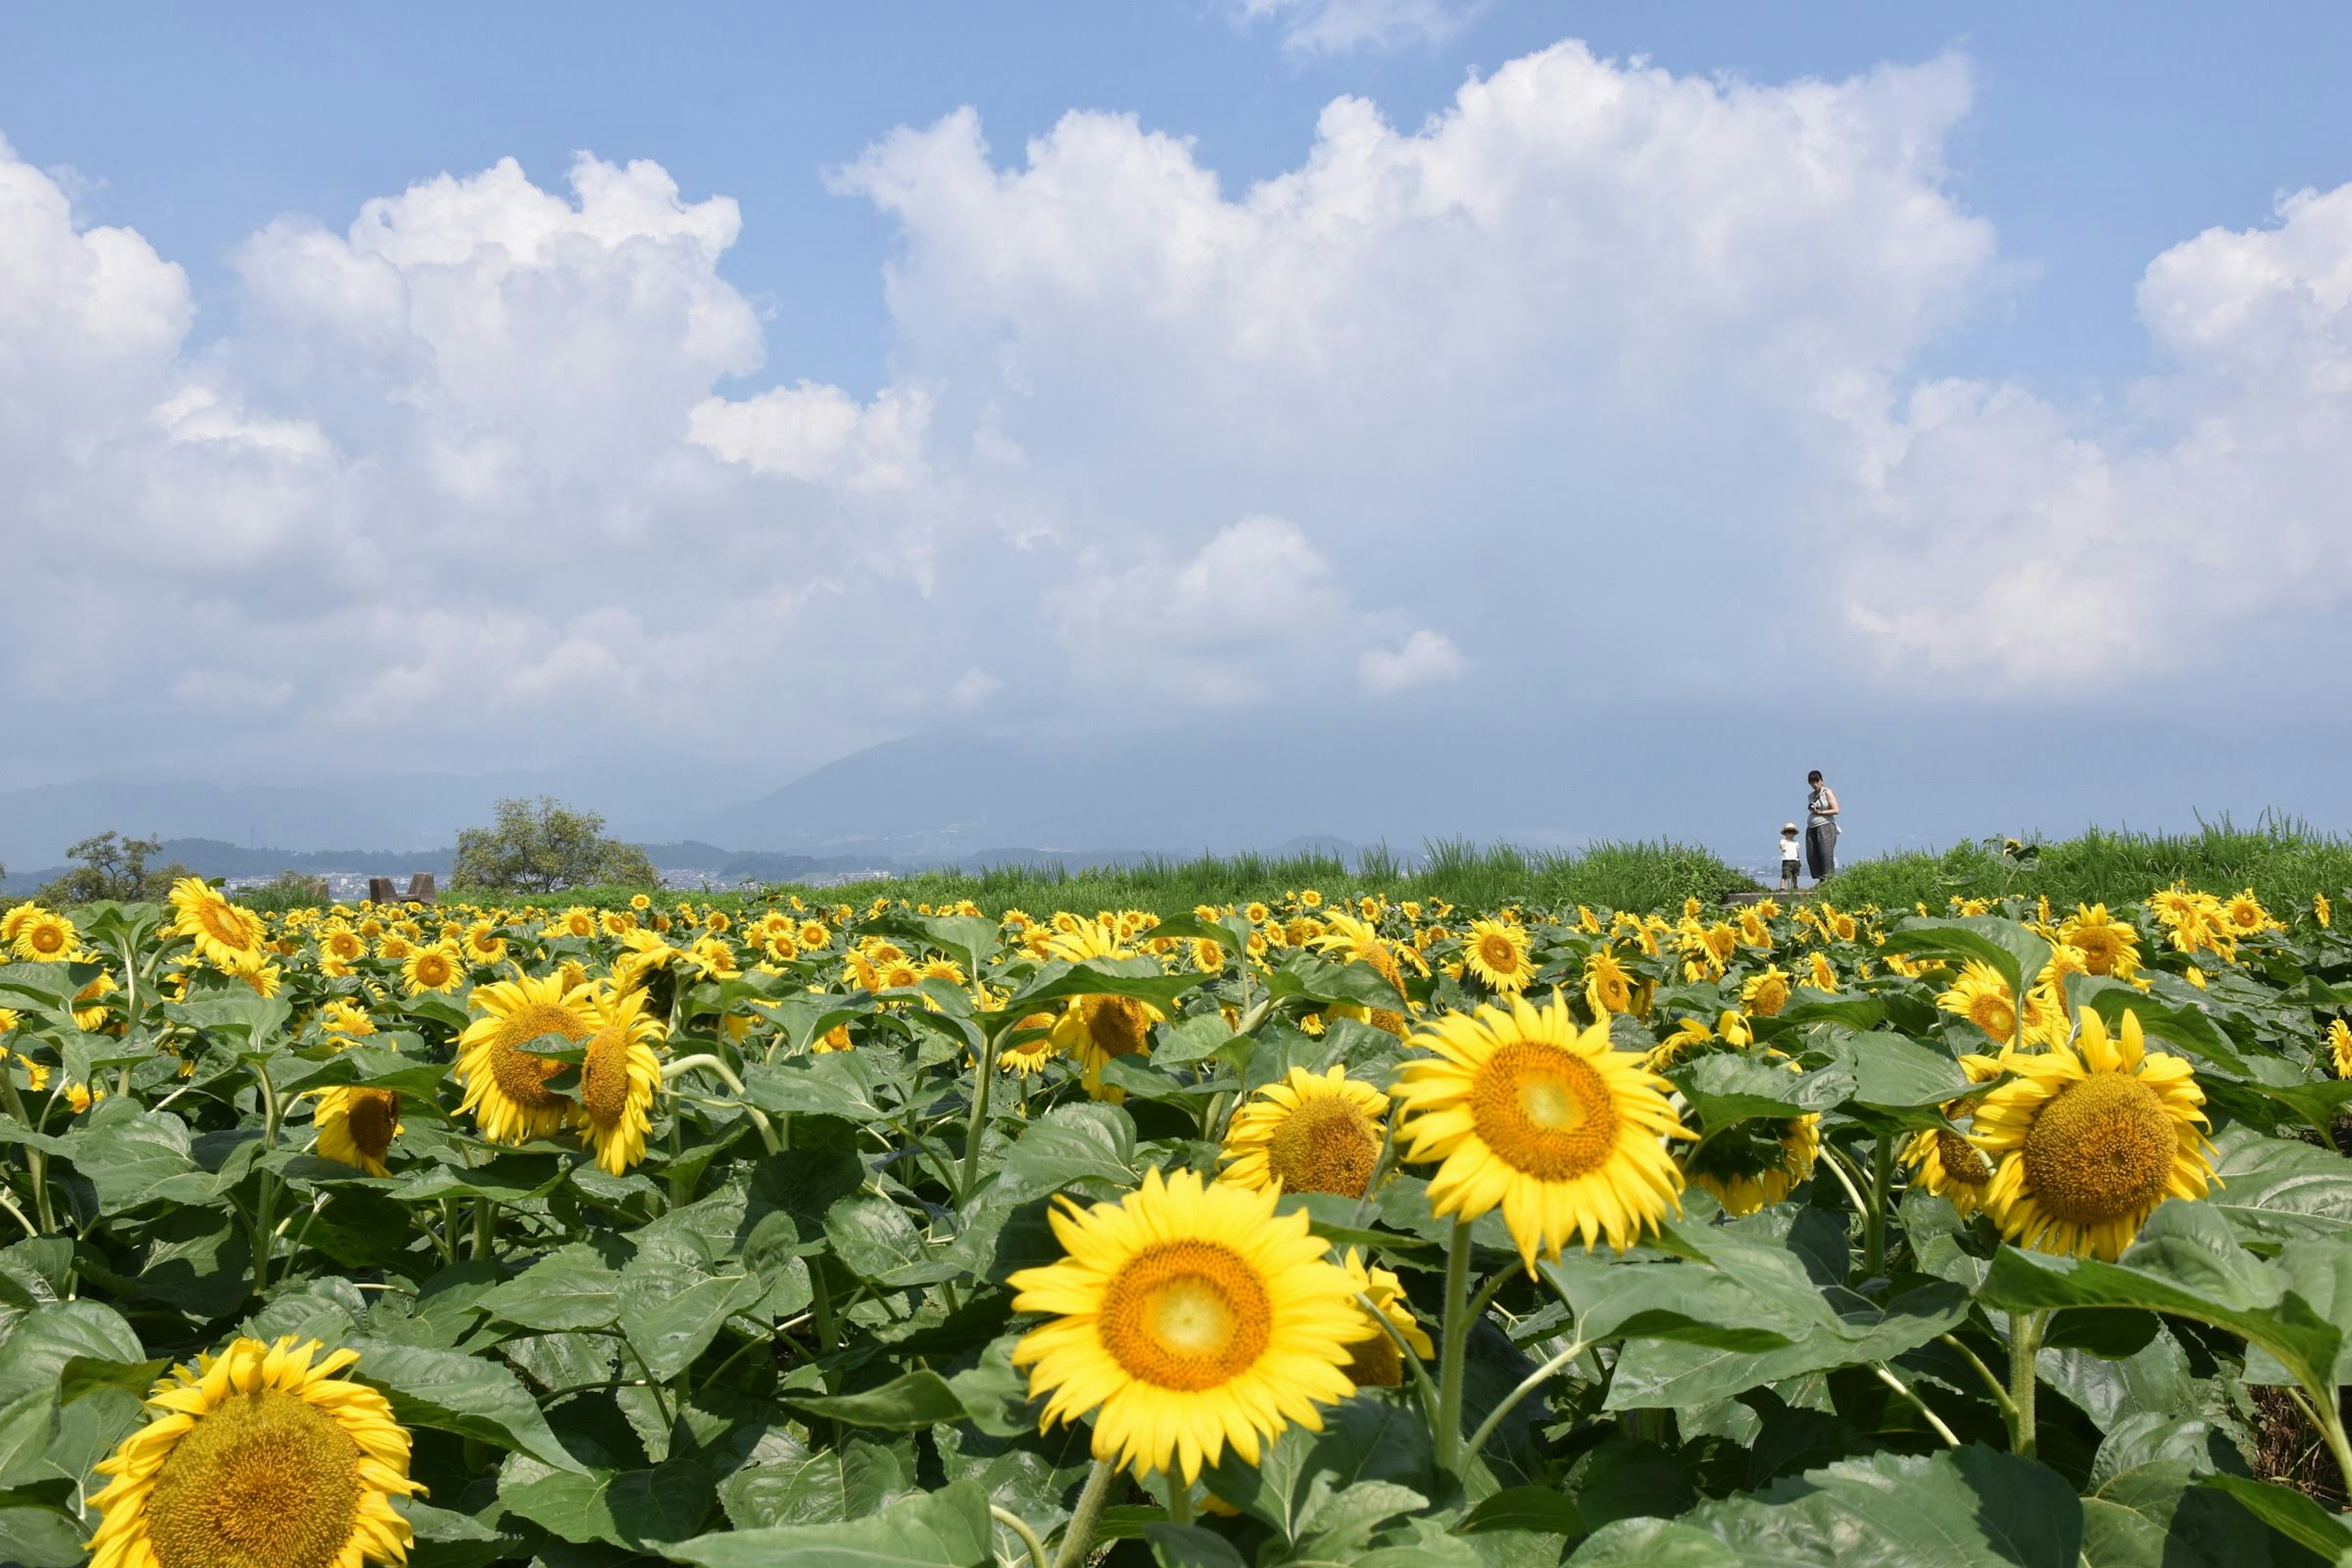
[{"left": 1805, "top": 769, "right": 1840, "bottom": 883}]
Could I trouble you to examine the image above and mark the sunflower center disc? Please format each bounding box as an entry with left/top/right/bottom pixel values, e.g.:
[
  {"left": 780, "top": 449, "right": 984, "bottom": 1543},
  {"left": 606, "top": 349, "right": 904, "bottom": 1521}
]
[
  {"left": 347, "top": 1089, "right": 401, "bottom": 1163},
  {"left": 1264, "top": 1096, "right": 1379, "bottom": 1196},
  {"left": 1934, "top": 1129, "right": 1990, "bottom": 1187},
  {"left": 1469, "top": 1041, "right": 1619, "bottom": 1180},
  {"left": 2019, "top": 1072, "right": 2176, "bottom": 1225},
  {"left": 1098, "top": 1241, "right": 1272, "bottom": 1391},
  {"left": 488, "top": 1003, "right": 590, "bottom": 1109},
  {"left": 142, "top": 1388, "right": 364, "bottom": 1568},
  {"left": 1084, "top": 997, "right": 1152, "bottom": 1060},
  {"left": 1479, "top": 937, "right": 1517, "bottom": 970},
  {"left": 580, "top": 1027, "right": 633, "bottom": 1127}
]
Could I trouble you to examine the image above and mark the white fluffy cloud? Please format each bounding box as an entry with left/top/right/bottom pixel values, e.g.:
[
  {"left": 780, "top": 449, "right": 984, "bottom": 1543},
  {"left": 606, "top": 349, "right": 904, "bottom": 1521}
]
[
  {"left": 6, "top": 34, "right": 2351, "bottom": 792},
  {"left": 1239, "top": 0, "right": 1479, "bottom": 55}
]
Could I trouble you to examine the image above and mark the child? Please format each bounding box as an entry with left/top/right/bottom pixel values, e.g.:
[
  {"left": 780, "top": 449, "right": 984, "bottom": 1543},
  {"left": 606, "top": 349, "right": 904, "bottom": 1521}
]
[{"left": 1778, "top": 824, "right": 1802, "bottom": 890}]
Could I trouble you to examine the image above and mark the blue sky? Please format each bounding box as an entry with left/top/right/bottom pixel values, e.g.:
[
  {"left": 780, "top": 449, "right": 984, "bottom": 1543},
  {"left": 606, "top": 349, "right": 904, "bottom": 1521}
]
[{"left": 2, "top": 2, "right": 2349, "bottom": 854}]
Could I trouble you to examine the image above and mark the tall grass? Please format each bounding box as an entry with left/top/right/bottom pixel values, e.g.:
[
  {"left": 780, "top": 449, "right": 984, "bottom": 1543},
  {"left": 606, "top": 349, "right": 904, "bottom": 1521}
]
[
  {"left": 443, "top": 838, "right": 1757, "bottom": 919},
  {"left": 1823, "top": 815, "right": 2352, "bottom": 913}
]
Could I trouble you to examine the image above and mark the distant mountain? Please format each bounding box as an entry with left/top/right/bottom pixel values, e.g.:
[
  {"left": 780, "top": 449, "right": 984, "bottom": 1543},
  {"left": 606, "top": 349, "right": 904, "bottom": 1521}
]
[{"left": 0, "top": 783, "right": 408, "bottom": 870}]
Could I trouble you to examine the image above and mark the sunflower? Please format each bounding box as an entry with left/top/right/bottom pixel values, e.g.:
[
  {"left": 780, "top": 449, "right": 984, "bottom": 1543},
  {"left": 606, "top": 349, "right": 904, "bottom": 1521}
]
[
  {"left": 1050, "top": 992, "right": 1163, "bottom": 1099},
  {"left": 2316, "top": 892, "right": 2333, "bottom": 929},
  {"left": 2331, "top": 1019, "right": 2352, "bottom": 1080},
  {"left": 451, "top": 974, "right": 596, "bottom": 1145},
  {"left": 1971, "top": 1009, "right": 2215, "bottom": 1261},
  {"left": 1583, "top": 950, "right": 1636, "bottom": 1017},
  {"left": 1679, "top": 1111, "right": 1820, "bottom": 1218},
  {"left": 1740, "top": 965, "right": 1792, "bottom": 1018},
  {"left": 2059, "top": 905, "right": 2140, "bottom": 979},
  {"left": 1219, "top": 1066, "right": 1390, "bottom": 1198},
  {"left": 400, "top": 946, "right": 463, "bottom": 997},
  {"left": 1008, "top": 1166, "right": 1368, "bottom": 1483},
  {"left": 1393, "top": 992, "right": 1691, "bottom": 1268},
  {"left": 319, "top": 928, "right": 368, "bottom": 969},
  {"left": 463, "top": 922, "right": 506, "bottom": 963},
  {"left": 576, "top": 982, "right": 665, "bottom": 1174},
  {"left": 1311, "top": 913, "right": 1418, "bottom": 1036},
  {"left": 1338, "top": 1248, "right": 1433, "bottom": 1389},
  {"left": 998, "top": 1012, "right": 1062, "bottom": 1075},
  {"left": 162, "top": 879, "right": 266, "bottom": 974},
  {"left": 313, "top": 1087, "right": 403, "bottom": 1177},
  {"left": 1937, "top": 960, "right": 2018, "bottom": 1044},
  {"left": 12, "top": 907, "right": 80, "bottom": 963},
  {"left": 86, "top": 1335, "right": 421, "bottom": 1568},
  {"left": 1896, "top": 1053, "right": 2005, "bottom": 1218},
  {"left": 315, "top": 998, "right": 377, "bottom": 1039},
  {"left": 1463, "top": 919, "right": 1536, "bottom": 994}
]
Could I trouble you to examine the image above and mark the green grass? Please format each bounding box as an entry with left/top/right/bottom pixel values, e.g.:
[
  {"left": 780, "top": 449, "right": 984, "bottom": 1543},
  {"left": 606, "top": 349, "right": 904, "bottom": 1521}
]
[
  {"left": 428, "top": 838, "right": 1757, "bottom": 919},
  {"left": 1820, "top": 815, "right": 2352, "bottom": 914}
]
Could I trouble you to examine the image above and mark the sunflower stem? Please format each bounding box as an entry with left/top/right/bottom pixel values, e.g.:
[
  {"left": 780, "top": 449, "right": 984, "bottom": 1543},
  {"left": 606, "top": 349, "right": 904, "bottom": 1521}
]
[
  {"left": 1938, "top": 1332, "right": 2017, "bottom": 1418},
  {"left": 1463, "top": 1339, "right": 1586, "bottom": 1464},
  {"left": 1349, "top": 1107, "right": 1401, "bottom": 1229},
  {"left": 1434, "top": 1216, "right": 1475, "bottom": 1474},
  {"left": 1357, "top": 1290, "right": 1441, "bottom": 1419},
  {"left": 1862, "top": 1134, "right": 1894, "bottom": 1281},
  {"left": 2287, "top": 1384, "right": 2352, "bottom": 1499},
  {"left": 1053, "top": 1457, "right": 1119, "bottom": 1568},
  {"left": 0, "top": 1068, "right": 54, "bottom": 1233},
  {"left": 960, "top": 1020, "right": 1004, "bottom": 1201},
  {"left": 1164, "top": 1474, "right": 1194, "bottom": 1527},
  {"left": 472, "top": 1197, "right": 495, "bottom": 1263},
  {"left": 2005, "top": 1308, "right": 2046, "bottom": 1457},
  {"left": 992, "top": 1504, "right": 1051, "bottom": 1568},
  {"left": 1872, "top": 1362, "right": 1960, "bottom": 1448}
]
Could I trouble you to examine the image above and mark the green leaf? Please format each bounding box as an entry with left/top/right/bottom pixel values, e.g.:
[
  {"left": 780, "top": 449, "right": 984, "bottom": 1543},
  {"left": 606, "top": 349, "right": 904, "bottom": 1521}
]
[
  {"left": 1566, "top": 1518, "right": 1743, "bottom": 1567},
  {"left": 345, "top": 1338, "right": 587, "bottom": 1472},
  {"left": 0, "top": 1495, "right": 86, "bottom": 1568},
  {"left": 0, "top": 1391, "right": 58, "bottom": 1490},
  {"left": 1146, "top": 1521, "right": 1251, "bottom": 1567},
  {"left": 824, "top": 1193, "right": 964, "bottom": 1288},
  {"left": 1460, "top": 1486, "right": 1588, "bottom": 1536},
  {"left": 2192, "top": 1473, "right": 2352, "bottom": 1560},
  {"left": 1153, "top": 1013, "right": 1245, "bottom": 1066},
  {"left": 782, "top": 1370, "right": 970, "bottom": 1430},
  {"left": 1683, "top": 1446, "right": 2082, "bottom": 1567},
  {"left": 496, "top": 1458, "right": 714, "bottom": 1548},
  {"left": 56, "top": 1354, "right": 169, "bottom": 1405},
  {"left": 997, "top": 1102, "right": 1140, "bottom": 1202},
  {"left": 479, "top": 1242, "right": 626, "bottom": 1332},
  {"left": 1668, "top": 1054, "right": 1855, "bottom": 1131},
  {"left": 2080, "top": 1460, "right": 2269, "bottom": 1568},
  {"left": 1204, "top": 1387, "right": 1432, "bottom": 1544},
  {"left": 61, "top": 1107, "right": 198, "bottom": 1215},
  {"left": 990, "top": 959, "right": 1202, "bottom": 1023},
  {"left": 1265, "top": 952, "right": 1408, "bottom": 1012},
  {"left": 1836, "top": 1031, "right": 1972, "bottom": 1115},
  {"left": 864, "top": 911, "right": 1001, "bottom": 983},
  {"left": 742, "top": 1049, "right": 900, "bottom": 1122},
  {"left": 616, "top": 1254, "right": 766, "bottom": 1384},
  {"left": 718, "top": 1436, "right": 916, "bottom": 1528},
  {"left": 2208, "top": 1131, "right": 2352, "bottom": 1243},
  {"left": 1976, "top": 1202, "right": 2346, "bottom": 1404},
  {"left": 665, "top": 1477, "right": 996, "bottom": 1567},
  {"left": 0, "top": 1300, "right": 145, "bottom": 1404}
]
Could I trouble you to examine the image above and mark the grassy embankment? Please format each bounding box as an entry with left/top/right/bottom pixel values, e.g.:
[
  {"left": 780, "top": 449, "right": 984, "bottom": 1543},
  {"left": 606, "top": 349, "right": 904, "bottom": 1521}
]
[{"left": 221, "top": 817, "right": 2352, "bottom": 919}]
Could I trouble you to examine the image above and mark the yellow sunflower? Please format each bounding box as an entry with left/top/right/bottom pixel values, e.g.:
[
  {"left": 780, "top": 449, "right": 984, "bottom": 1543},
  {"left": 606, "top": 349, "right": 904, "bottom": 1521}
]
[
  {"left": 577, "top": 982, "right": 665, "bottom": 1174},
  {"left": 1899, "top": 1053, "right": 2005, "bottom": 1218},
  {"left": 313, "top": 1087, "right": 403, "bottom": 1177},
  {"left": 1338, "top": 1248, "right": 1433, "bottom": 1389},
  {"left": 1679, "top": 1111, "right": 1821, "bottom": 1218},
  {"left": 400, "top": 945, "right": 463, "bottom": 997},
  {"left": 12, "top": 907, "right": 81, "bottom": 963},
  {"left": 451, "top": 974, "right": 596, "bottom": 1145},
  {"left": 1393, "top": 992, "right": 1691, "bottom": 1268},
  {"left": 1463, "top": 919, "right": 1536, "bottom": 994},
  {"left": 1583, "top": 950, "right": 1636, "bottom": 1017},
  {"left": 86, "top": 1335, "right": 421, "bottom": 1568},
  {"left": 998, "top": 1012, "right": 1062, "bottom": 1076},
  {"left": 1218, "top": 1066, "right": 1390, "bottom": 1198},
  {"left": 1740, "top": 965, "right": 1792, "bottom": 1018},
  {"left": 317, "top": 998, "right": 377, "bottom": 1038},
  {"left": 1008, "top": 1166, "right": 1368, "bottom": 1482},
  {"left": 162, "top": 878, "right": 267, "bottom": 974},
  {"left": 1937, "top": 960, "right": 2018, "bottom": 1044},
  {"left": 1310, "top": 913, "right": 1419, "bottom": 1036},
  {"left": 1971, "top": 1009, "right": 2215, "bottom": 1261},
  {"left": 2059, "top": 905, "right": 2140, "bottom": 979},
  {"left": 2330, "top": 1019, "right": 2352, "bottom": 1080}
]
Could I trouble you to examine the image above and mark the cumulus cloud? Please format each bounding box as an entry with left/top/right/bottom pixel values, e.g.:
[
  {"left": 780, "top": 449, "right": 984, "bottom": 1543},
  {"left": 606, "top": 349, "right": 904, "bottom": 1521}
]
[
  {"left": 1239, "top": 0, "right": 1479, "bottom": 55},
  {"left": 6, "top": 33, "right": 2350, "bottom": 796},
  {"left": 1836, "top": 181, "right": 2352, "bottom": 683},
  {"left": 1360, "top": 630, "right": 1466, "bottom": 693}
]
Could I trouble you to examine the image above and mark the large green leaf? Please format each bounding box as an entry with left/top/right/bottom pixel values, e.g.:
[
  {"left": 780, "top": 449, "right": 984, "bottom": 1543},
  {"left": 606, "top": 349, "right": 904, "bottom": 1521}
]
[
  {"left": 1680, "top": 1446, "right": 2081, "bottom": 1567},
  {"left": 616, "top": 1253, "right": 766, "bottom": 1383},
  {"left": 782, "top": 1371, "right": 970, "bottom": 1430},
  {"left": 2207, "top": 1130, "right": 2352, "bottom": 1243},
  {"left": 345, "top": 1338, "right": 587, "bottom": 1472},
  {"left": 479, "top": 1242, "right": 627, "bottom": 1332},
  {"left": 718, "top": 1436, "right": 916, "bottom": 1528},
  {"left": 1668, "top": 1054, "right": 1855, "bottom": 1131},
  {"left": 665, "top": 1477, "right": 996, "bottom": 1567},
  {"left": 989, "top": 959, "right": 1204, "bottom": 1024},
  {"left": 1977, "top": 1202, "right": 2346, "bottom": 1400},
  {"left": 1204, "top": 1387, "right": 1433, "bottom": 1544},
  {"left": 997, "top": 1102, "right": 1141, "bottom": 1202},
  {"left": 824, "top": 1193, "right": 963, "bottom": 1287},
  {"left": 499, "top": 1458, "right": 714, "bottom": 1548},
  {"left": 742, "top": 1050, "right": 901, "bottom": 1122}
]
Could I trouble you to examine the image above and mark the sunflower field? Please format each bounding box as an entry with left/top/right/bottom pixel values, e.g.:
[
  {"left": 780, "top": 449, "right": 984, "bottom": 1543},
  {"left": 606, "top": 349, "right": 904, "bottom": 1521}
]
[{"left": 2, "top": 876, "right": 2351, "bottom": 1568}]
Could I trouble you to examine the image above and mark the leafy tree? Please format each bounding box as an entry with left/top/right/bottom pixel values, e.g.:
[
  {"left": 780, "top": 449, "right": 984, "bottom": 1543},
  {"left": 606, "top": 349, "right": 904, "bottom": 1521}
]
[
  {"left": 451, "top": 797, "right": 659, "bottom": 894},
  {"left": 41, "top": 831, "right": 195, "bottom": 904}
]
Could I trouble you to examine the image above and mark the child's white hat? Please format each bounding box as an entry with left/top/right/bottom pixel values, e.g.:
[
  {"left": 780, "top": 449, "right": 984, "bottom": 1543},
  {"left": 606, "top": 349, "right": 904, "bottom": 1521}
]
[{"left": 1782, "top": 823, "right": 1798, "bottom": 832}]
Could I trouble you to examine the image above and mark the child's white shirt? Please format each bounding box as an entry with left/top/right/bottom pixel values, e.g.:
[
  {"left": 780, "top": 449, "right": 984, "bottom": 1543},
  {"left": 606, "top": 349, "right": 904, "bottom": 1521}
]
[{"left": 1779, "top": 836, "right": 1801, "bottom": 863}]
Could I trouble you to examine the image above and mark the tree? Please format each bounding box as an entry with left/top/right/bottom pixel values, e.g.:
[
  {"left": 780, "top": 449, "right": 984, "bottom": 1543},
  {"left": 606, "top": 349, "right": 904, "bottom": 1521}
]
[
  {"left": 41, "top": 831, "right": 195, "bottom": 904},
  {"left": 451, "top": 797, "right": 659, "bottom": 894}
]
